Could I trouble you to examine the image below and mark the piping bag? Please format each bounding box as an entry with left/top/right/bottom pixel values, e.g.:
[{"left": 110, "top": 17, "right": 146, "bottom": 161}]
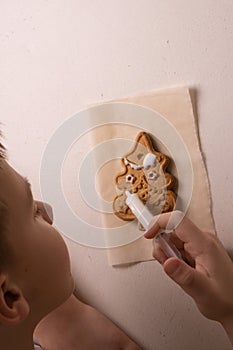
[{"left": 125, "top": 191, "right": 182, "bottom": 259}]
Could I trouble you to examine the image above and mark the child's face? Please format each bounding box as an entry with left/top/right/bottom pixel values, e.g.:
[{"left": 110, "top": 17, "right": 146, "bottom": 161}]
[{"left": 0, "top": 160, "right": 74, "bottom": 318}]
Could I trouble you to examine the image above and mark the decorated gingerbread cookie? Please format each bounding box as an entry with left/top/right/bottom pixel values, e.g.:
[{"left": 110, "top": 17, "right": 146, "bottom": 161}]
[{"left": 113, "top": 132, "right": 176, "bottom": 229}]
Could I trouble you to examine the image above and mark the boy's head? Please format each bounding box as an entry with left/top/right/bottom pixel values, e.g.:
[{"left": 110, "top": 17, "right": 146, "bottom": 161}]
[{"left": 0, "top": 136, "right": 74, "bottom": 328}]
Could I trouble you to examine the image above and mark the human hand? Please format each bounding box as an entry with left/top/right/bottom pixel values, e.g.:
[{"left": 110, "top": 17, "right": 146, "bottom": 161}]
[{"left": 144, "top": 211, "right": 233, "bottom": 330}]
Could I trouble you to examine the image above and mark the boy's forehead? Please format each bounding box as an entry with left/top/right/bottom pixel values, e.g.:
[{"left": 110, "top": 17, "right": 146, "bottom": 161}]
[
  {"left": 0, "top": 160, "right": 31, "bottom": 205},
  {"left": 0, "top": 159, "right": 18, "bottom": 182}
]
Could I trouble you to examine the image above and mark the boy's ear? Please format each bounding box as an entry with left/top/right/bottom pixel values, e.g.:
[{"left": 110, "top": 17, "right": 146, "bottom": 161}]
[{"left": 0, "top": 273, "right": 30, "bottom": 326}]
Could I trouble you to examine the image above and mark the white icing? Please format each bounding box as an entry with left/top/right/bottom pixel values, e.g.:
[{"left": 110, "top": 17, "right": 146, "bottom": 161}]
[
  {"left": 147, "top": 171, "right": 158, "bottom": 180},
  {"left": 124, "top": 158, "right": 143, "bottom": 170},
  {"left": 124, "top": 153, "right": 156, "bottom": 171},
  {"left": 143, "top": 153, "right": 157, "bottom": 168},
  {"left": 131, "top": 163, "right": 143, "bottom": 170},
  {"left": 126, "top": 174, "right": 135, "bottom": 183}
]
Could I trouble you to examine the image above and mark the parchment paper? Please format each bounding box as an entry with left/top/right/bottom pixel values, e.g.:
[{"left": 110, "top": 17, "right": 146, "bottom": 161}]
[{"left": 89, "top": 87, "right": 215, "bottom": 265}]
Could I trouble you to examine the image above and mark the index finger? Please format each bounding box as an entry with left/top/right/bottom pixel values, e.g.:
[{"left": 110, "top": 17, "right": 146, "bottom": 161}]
[{"left": 144, "top": 210, "right": 204, "bottom": 245}]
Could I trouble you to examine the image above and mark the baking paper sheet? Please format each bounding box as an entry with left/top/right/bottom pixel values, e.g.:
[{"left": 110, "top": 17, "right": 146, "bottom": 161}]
[{"left": 85, "top": 87, "right": 215, "bottom": 265}]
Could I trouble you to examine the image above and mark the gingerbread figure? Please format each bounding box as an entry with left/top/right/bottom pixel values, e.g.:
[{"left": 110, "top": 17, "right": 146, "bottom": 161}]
[{"left": 113, "top": 132, "right": 177, "bottom": 229}]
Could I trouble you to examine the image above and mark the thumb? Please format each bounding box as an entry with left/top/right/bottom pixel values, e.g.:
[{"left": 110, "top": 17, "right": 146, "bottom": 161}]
[{"left": 163, "top": 258, "right": 208, "bottom": 301}]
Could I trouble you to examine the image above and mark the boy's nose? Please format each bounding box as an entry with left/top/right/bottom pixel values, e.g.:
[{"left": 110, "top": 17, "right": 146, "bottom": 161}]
[
  {"left": 43, "top": 202, "right": 54, "bottom": 225},
  {"left": 36, "top": 201, "right": 54, "bottom": 225}
]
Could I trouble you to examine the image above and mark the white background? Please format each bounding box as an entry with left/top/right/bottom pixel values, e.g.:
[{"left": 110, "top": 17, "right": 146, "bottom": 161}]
[{"left": 1, "top": 1, "right": 233, "bottom": 349}]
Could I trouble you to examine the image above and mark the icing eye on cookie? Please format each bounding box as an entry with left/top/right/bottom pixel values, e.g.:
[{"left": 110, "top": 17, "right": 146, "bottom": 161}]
[
  {"left": 147, "top": 171, "right": 158, "bottom": 180},
  {"left": 126, "top": 174, "right": 136, "bottom": 183}
]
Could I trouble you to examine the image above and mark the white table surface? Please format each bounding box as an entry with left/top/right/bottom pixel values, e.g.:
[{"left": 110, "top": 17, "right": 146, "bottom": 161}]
[{"left": 1, "top": 1, "right": 233, "bottom": 349}]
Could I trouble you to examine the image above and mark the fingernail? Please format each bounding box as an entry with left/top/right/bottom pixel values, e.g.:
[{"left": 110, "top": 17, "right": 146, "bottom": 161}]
[{"left": 164, "top": 260, "right": 181, "bottom": 276}]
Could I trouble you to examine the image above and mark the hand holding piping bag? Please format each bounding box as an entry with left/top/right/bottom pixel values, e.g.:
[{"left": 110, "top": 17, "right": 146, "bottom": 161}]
[
  {"left": 144, "top": 210, "right": 233, "bottom": 345},
  {"left": 125, "top": 191, "right": 182, "bottom": 259}
]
